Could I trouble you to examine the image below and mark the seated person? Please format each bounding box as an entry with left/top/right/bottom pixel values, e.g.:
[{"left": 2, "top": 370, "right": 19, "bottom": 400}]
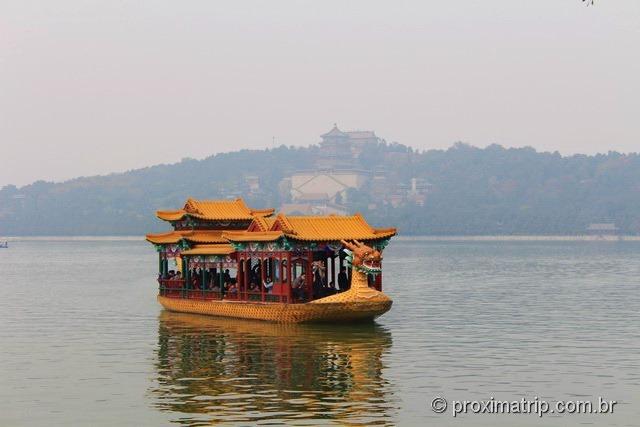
[
  {"left": 227, "top": 283, "right": 238, "bottom": 295},
  {"left": 293, "top": 274, "right": 305, "bottom": 288},
  {"left": 192, "top": 275, "right": 201, "bottom": 290},
  {"left": 325, "top": 280, "right": 337, "bottom": 295},
  {"left": 248, "top": 281, "right": 259, "bottom": 292},
  {"left": 263, "top": 278, "right": 274, "bottom": 293},
  {"left": 209, "top": 275, "right": 219, "bottom": 290},
  {"left": 173, "top": 271, "right": 182, "bottom": 281}
]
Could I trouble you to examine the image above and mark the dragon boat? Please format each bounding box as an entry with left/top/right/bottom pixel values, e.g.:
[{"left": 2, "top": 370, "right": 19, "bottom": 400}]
[{"left": 146, "top": 198, "right": 396, "bottom": 323}]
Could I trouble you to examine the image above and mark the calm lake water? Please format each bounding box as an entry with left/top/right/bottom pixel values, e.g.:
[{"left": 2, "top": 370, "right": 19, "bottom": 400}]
[{"left": 1, "top": 239, "right": 639, "bottom": 426}]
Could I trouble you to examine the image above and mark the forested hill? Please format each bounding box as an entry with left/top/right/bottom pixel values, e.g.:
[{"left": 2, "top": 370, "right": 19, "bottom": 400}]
[{"left": 2, "top": 142, "right": 640, "bottom": 236}]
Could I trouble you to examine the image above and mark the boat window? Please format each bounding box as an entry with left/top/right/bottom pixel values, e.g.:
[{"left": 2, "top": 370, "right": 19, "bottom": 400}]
[
  {"left": 263, "top": 258, "right": 271, "bottom": 281},
  {"left": 282, "top": 259, "right": 288, "bottom": 283},
  {"left": 274, "top": 258, "right": 280, "bottom": 282}
]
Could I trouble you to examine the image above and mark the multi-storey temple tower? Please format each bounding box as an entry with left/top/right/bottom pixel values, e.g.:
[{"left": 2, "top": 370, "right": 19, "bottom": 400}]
[
  {"left": 315, "top": 124, "right": 355, "bottom": 170},
  {"left": 282, "top": 125, "right": 376, "bottom": 212}
]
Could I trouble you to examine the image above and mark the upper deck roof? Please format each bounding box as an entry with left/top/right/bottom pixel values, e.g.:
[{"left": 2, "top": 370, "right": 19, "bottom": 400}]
[
  {"left": 156, "top": 198, "right": 275, "bottom": 222},
  {"left": 276, "top": 213, "right": 396, "bottom": 241},
  {"left": 224, "top": 213, "right": 396, "bottom": 243}
]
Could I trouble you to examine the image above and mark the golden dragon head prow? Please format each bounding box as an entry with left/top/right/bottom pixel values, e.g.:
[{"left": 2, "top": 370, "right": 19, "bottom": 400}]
[{"left": 340, "top": 239, "right": 382, "bottom": 275}]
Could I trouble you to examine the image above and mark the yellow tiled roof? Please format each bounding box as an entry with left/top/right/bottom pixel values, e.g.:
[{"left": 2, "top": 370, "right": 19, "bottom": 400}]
[
  {"left": 155, "top": 210, "right": 185, "bottom": 222},
  {"left": 275, "top": 213, "right": 396, "bottom": 241},
  {"left": 250, "top": 216, "right": 277, "bottom": 232},
  {"left": 180, "top": 244, "right": 235, "bottom": 256},
  {"left": 145, "top": 230, "right": 227, "bottom": 245},
  {"left": 156, "top": 198, "right": 275, "bottom": 222},
  {"left": 220, "top": 213, "right": 396, "bottom": 243},
  {"left": 223, "top": 231, "right": 284, "bottom": 242},
  {"left": 146, "top": 230, "right": 188, "bottom": 244}
]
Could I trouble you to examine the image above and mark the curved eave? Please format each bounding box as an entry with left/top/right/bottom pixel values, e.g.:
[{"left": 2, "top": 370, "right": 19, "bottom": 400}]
[
  {"left": 283, "top": 228, "right": 396, "bottom": 242},
  {"left": 156, "top": 210, "right": 187, "bottom": 222},
  {"left": 146, "top": 230, "right": 229, "bottom": 245},
  {"left": 372, "top": 228, "right": 397, "bottom": 239},
  {"left": 146, "top": 231, "right": 185, "bottom": 244}
]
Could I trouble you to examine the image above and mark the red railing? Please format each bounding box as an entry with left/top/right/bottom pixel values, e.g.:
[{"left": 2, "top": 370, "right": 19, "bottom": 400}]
[
  {"left": 158, "top": 279, "right": 294, "bottom": 303},
  {"left": 158, "top": 279, "right": 185, "bottom": 298}
]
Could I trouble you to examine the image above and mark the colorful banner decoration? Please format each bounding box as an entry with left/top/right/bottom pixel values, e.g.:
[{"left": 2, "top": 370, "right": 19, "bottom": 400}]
[
  {"left": 187, "top": 255, "right": 236, "bottom": 269},
  {"left": 231, "top": 237, "right": 390, "bottom": 253},
  {"left": 164, "top": 244, "right": 182, "bottom": 258}
]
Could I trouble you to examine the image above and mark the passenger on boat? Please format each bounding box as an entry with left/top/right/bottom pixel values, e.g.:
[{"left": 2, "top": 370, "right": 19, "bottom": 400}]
[
  {"left": 251, "top": 265, "right": 261, "bottom": 285},
  {"left": 292, "top": 274, "right": 306, "bottom": 300},
  {"left": 338, "top": 267, "right": 348, "bottom": 291},
  {"left": 208, "top": 273, "right": 219, "bottom": 290},
  {"left": 327, "top": 280, "right": 337, "bottom": 295},
  {"left": 227, "top": 283, "right": 238, "bottom": 295},
  {"left": 191, "top": 270, "right": 201, "bottom": 289},
  {"left": 264, "top": 278, "right": 274, "bottom": 293},
  {"left": 313, "top": 265, "right": 326, "bottom": 298},
  {"left": 248, "top": 281, "right": 259, "bottom": 292},
  {"left": 174, "top": 271, "right": 182, "bottom": 281}
]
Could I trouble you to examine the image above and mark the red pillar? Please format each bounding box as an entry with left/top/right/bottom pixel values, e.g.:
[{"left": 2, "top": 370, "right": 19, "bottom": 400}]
[
  {"left": 244, "top": 255, "right": 251, "bottom": 300},
  {"left": 286, "top": 252, "right": 292, "bottom": 303},
  {"left": 219, "top": 262, "right": 224, "bottom": 298},
  {"left": 330, "top": 251, "right": 336, "bottom": 290},
  {"left": 238, "top": 256, "right": 244, "bottom": 299},
  {"left": 260, "top": 254, "right": 266, "bottom": 302},
  {"left": 306, "top": 250, "right": 313, "bottom": 301}
]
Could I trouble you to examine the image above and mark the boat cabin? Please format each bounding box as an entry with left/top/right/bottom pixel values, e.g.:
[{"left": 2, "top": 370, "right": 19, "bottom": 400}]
[{"left": 146, "top": 198, "right": 395, "bottom": 305}]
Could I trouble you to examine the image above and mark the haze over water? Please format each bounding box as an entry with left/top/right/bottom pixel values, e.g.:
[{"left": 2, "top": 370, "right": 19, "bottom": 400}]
[{"left": 1, "top": 239, "right": 639, "bottom": 426}]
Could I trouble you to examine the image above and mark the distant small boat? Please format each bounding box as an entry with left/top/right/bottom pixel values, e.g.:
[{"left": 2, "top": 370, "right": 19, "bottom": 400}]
[{"left": 0, "top": 241, "right": 7, "bottom": 248}]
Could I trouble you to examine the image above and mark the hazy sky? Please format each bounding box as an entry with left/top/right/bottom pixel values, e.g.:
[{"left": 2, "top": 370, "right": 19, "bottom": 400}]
[{"left": 1, "top": 1, "right": 639, "bottom": 187}]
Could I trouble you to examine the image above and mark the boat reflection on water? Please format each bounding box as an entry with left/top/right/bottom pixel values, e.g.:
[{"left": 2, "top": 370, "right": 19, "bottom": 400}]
[{"left": 151, "top": 311, "right": 395, "bottom": 425}]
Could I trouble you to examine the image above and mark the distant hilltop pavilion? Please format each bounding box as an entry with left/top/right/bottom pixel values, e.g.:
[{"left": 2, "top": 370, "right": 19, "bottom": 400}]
[
  {"left": 280, "top": 124, "right": 382, "bottom": 215},
  {"left": 314, "top": 124, "right": 381, "bottom": 170}
]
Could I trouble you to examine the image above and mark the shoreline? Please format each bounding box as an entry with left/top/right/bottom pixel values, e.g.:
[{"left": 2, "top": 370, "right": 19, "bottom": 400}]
[
  {"left": 2, "top": 235, "right": 639, "bottom": 242},
  {"left": 397, "top": 235, "right": 640, "bottom": 241}
]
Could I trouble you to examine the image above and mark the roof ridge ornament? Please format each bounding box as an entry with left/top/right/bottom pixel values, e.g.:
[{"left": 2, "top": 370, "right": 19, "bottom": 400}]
[
  {"left": 183, "top": 198, "right": 202, "bottom": 215},
  {"left": 276, "top": 213, "right": 296, "bottom": 235}
]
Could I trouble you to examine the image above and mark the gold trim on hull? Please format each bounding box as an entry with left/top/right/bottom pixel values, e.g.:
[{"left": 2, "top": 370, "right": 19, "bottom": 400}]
[{"left": 157, "top": 293, "right": 392, "bottom": 323}]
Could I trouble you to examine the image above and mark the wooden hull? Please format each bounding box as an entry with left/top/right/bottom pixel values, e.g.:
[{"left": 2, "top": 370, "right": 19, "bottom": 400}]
[{"left": 158, "top": 292, "right": 392, "bottom": 323}]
